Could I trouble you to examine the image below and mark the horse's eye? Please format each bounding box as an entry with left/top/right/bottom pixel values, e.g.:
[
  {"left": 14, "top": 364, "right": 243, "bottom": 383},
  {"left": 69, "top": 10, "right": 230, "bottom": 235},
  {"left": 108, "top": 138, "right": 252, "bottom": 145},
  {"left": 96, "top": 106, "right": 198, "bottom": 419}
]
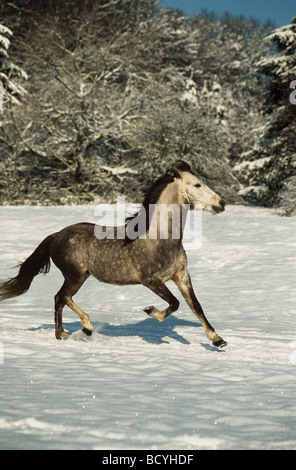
[{"left": 195, "top": 183, "right": 201, "bottom": 188}]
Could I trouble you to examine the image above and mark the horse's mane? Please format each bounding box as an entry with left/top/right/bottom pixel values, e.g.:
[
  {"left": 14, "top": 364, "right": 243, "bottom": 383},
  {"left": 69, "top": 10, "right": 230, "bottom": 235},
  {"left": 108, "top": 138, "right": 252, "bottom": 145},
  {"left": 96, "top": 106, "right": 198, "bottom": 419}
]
[
  {"left": 142, "top": 160, "right": 191, "bottom": 209},
  {"left": 125, "top": 160, "right": 191, "bottom": 242}
]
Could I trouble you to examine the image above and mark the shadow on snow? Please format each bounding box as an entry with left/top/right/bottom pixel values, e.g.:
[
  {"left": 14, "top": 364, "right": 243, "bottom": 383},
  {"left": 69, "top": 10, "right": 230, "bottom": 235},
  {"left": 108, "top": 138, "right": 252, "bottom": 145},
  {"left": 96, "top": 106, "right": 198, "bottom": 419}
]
[{"left": 29, "top": 315, "right": 225, "bottom": 351}]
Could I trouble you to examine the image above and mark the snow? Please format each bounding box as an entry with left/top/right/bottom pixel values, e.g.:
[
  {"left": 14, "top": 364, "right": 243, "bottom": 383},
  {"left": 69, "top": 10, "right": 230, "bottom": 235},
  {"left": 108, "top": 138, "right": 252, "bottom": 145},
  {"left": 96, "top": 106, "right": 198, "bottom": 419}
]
[
  {"left": 233, "top": 157, "right": 272, "bottom": 172},
  {"left": 0, "top": 204, "right": 296, "bottom": 450},
  {"left": 238, "top": 185, "right": 268, "bottom": 197},
  {"left": 267, "top": 27, "right": 296, "bottom": 47},
  {"left": 181, "top": 79, "right": 198, "bottom": 106}
]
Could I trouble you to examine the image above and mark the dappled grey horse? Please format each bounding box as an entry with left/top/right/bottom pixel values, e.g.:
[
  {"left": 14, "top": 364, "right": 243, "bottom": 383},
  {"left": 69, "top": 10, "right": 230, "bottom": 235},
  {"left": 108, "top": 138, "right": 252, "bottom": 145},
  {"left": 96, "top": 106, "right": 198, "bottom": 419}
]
[{"left": 0, "top": 160, "right": 227, "bottom": 347}]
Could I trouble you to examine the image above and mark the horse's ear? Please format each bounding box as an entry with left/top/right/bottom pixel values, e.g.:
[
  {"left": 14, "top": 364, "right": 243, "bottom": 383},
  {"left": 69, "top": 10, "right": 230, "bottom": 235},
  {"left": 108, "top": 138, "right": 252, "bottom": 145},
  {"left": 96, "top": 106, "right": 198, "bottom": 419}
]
[
  {"left": 166, "top": 160, "right": 191, "bottom": 178},
  {"left": 174, "top": 160, "right": 191, "bottom": 173},
  {"left": 166, "top": 167, "right": 178, "bottom": 178}
]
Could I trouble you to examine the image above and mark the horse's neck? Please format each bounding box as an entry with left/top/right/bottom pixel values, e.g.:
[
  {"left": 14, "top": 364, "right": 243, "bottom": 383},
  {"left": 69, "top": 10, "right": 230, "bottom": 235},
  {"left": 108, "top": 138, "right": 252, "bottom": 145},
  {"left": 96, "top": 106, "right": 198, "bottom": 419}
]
[{"left": 147, "top": 182, "right": 188, "bottom": 241}]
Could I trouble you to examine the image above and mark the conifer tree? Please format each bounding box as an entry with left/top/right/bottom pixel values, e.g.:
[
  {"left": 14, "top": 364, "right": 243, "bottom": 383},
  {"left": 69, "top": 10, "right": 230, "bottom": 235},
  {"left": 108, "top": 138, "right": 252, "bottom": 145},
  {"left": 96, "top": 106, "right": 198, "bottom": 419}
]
[
  {"left": 258, "top": 14, "right": 296, "bottom": 145},
  {"left": 259, "top": 15, "right": 296, "bottom": 107},
  {"left": 0, "top": 23, "right": 27, "bottom": 108},
  {"left": 234, "top": 15, "right": 296, "bottom": 214}
]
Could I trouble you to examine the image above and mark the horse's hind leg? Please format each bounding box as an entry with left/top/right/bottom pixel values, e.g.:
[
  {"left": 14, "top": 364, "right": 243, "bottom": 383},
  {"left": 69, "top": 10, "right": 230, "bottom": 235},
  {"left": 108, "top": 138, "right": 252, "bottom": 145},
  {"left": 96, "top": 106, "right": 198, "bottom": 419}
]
[
  {"left": 54, "top": 272, "right": 92, "bottom": 339},
  {"left": 65, "top": 296, "right": 93, "bottom": 336},
  {"left": 143, "top": 278, "right": 180, "bottom": 322},
  {"left": 55, "top": 292, "right": 69, "bottom": 340}
]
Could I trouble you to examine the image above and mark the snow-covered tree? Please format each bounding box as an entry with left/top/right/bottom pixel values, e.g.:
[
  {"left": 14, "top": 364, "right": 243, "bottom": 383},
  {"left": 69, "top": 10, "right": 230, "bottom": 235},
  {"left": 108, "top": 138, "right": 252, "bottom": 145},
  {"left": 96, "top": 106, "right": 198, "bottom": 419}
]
[
  {"left": 258, "top": 15, "right": 296, "bottom": 108},
  {"left": 0, "top": 0, "right": 280, "bottom": 208},
  {"left": 0, "top": 23, "right": 27, "bottom": 108},
  {"left": 234, "top": 15, "right": 296, "bottom": 215}
]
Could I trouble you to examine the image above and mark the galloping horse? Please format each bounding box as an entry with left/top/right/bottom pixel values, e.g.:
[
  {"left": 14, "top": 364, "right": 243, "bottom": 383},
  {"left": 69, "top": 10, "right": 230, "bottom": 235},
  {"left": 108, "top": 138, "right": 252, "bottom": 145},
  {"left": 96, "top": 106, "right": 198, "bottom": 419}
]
[{"left": 0, "top": 161, "right": 227, "bottom": 347}]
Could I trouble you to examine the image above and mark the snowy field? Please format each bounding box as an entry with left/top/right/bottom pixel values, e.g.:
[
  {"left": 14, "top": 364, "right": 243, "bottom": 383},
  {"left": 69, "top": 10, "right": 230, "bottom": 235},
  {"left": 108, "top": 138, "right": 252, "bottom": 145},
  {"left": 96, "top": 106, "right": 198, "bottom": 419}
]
[{"left": 0, "top": 204, "right": 295, "bottom": 450}]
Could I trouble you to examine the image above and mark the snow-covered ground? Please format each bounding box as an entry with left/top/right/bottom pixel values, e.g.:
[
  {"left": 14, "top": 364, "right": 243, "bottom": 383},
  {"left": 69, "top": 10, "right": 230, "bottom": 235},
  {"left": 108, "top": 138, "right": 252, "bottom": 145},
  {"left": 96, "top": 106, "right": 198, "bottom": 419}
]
[{"left": 0, "top": 204, "right": 295, "bottom": 450}]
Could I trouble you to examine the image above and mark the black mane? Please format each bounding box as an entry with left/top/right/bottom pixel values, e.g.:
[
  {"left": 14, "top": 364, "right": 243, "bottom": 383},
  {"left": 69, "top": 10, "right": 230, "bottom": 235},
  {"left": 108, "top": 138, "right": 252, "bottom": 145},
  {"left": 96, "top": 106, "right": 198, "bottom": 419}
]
[
  {"left": 136, "top": 160, "right": 192, "bottom": 211},
  {"left": 125, "top": 160, "right": 192, "bottom": 241},
  {"left": 142, "top": 160, "right": 191, "bottom": 208}
]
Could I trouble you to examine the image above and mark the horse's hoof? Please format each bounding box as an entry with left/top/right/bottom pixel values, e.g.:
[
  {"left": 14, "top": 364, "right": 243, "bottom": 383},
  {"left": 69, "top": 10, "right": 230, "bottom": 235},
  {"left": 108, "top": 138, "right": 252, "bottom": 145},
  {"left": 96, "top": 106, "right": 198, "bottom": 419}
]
[
  {"left": 83, "top": 327, "right": 93, "bottom": 336},
  {"left": 56, "top": 330, "right": 70, "bottom": 340},
  {"left": 144, "top": 306, "right": 155, "bottom": 315},
  {"left": 144, "top": 306, "right": 166, "bottom": 323},
  {"left": 213, "top": 338, "right": 227, "bottom": 348}
]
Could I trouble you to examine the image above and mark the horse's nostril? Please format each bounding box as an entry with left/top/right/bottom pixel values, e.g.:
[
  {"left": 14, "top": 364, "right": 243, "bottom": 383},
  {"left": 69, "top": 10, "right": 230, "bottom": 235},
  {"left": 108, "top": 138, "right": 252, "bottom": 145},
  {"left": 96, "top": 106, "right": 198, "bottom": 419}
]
[{"left": 220, "top": 199, "right": 225, "bottom": 208}]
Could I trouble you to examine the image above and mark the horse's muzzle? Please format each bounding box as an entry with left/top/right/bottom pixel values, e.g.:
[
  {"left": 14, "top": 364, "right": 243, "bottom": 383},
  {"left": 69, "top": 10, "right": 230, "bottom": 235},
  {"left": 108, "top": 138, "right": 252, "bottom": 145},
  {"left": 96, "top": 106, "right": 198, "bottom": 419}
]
[{"left": 211, "top": 198, "right": 225, "bottom": 214}]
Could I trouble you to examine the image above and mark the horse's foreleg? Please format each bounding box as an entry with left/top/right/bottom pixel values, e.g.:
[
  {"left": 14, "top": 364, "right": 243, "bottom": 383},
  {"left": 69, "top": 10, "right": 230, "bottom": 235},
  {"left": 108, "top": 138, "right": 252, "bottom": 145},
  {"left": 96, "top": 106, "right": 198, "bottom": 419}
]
[
  {"left": 143, "top": 278, "right": 180, "bottom": 322},
  {"left": 173, "top": 269, "right": 227, "bottom": 348}
]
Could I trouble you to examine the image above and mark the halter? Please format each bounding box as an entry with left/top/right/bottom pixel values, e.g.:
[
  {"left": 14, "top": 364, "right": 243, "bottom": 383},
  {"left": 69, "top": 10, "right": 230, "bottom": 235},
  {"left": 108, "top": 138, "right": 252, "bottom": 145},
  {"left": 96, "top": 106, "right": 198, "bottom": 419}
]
[{"left": 175, "top": 178, "right": 209, "bottom": 209}]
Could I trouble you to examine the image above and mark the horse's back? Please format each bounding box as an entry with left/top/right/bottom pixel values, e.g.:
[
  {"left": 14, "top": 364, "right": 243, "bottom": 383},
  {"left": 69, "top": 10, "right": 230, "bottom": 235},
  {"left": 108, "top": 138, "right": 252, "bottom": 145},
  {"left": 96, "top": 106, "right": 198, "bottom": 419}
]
[
  {"left": 48, "top": 222, "right": 185, "bottom": 286},
  {"left": 49, "top": 223, "right": 141, "bottom": 285}
]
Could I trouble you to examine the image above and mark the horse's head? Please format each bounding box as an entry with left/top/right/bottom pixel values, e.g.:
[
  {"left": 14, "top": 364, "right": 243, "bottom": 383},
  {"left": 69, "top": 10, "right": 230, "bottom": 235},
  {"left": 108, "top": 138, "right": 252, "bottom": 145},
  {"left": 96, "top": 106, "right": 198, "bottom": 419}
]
[{"left": 169, "top": 161, "right": 225, "bottom": 214}]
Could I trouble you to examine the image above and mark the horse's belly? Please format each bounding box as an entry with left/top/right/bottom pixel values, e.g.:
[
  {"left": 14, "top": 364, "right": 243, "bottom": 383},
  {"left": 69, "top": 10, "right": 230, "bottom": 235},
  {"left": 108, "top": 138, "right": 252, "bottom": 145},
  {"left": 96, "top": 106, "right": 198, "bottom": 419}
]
[
  {"left": 90, "top": 265, "right": 140, "bottom": 285},
  {"left": 87, "top": 240, "right": 141, "bottom": 285}
]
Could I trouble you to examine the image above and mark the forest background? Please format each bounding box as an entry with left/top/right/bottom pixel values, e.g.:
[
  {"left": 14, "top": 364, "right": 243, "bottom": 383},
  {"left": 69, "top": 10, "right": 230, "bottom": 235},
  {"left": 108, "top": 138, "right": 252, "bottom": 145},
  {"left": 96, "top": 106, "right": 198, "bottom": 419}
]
[{"left": 0, "top": 0, "right": 295, "bottom": 215}]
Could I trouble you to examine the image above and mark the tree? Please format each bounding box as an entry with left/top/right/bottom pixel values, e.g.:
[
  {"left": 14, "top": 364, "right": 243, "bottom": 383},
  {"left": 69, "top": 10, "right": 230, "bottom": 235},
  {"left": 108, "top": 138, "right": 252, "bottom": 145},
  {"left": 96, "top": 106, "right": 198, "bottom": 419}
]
[
  {"left": 233, "top": 15, "right": 296, "bottom": 215},
  {"left": 0, "top": 0, "right": 275, "bottom": 208},
  {"left": 0, "top": 23, "right": 27, "bottom": 107}
]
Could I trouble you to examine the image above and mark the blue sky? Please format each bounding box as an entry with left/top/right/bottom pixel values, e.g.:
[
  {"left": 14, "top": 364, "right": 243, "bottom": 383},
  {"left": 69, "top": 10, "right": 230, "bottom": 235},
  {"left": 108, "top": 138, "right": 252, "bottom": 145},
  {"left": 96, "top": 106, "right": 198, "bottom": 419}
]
[{"left": 160, "top": 0, "right": 295, "bottom": 27}]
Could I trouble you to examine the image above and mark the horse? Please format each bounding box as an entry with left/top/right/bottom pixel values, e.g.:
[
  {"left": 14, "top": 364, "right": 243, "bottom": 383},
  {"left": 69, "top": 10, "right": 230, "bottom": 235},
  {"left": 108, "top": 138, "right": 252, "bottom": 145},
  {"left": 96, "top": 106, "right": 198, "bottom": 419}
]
[{"left": 0, "top": 160, "right": 227, "bottom": 347}]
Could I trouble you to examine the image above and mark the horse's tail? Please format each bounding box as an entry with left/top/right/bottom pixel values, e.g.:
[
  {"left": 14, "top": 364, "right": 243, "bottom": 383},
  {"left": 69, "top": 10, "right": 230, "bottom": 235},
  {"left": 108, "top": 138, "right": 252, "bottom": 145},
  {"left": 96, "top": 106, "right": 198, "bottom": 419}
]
[{"left": 0, "top": 234, "right": 54, "bottom": 301}]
